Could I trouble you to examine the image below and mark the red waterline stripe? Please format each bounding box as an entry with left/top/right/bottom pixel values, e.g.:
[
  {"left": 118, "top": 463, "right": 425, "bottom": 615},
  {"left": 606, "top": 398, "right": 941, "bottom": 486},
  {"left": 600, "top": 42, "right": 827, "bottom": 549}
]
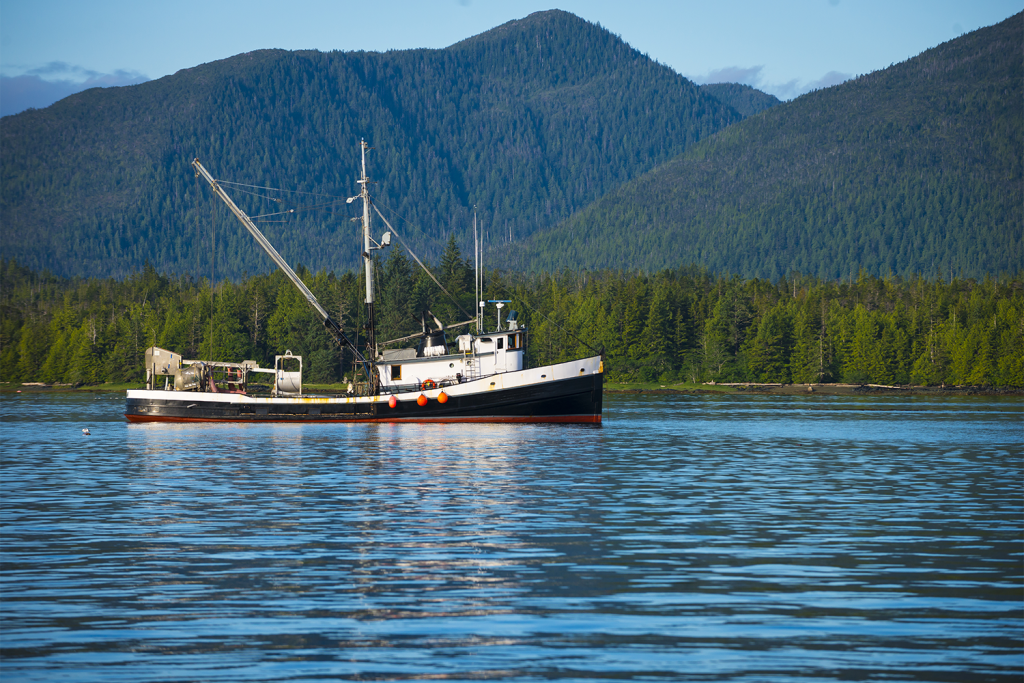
[{"left": 125, "top": 414, "right": 601, "bottom": 424}]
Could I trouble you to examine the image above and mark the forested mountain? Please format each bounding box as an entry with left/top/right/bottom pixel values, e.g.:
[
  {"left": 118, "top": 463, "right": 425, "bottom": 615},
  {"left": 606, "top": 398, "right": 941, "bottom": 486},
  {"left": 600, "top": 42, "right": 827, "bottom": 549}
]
[
  {"left": 0, "top": 10, "right": 738, "bottom": 280},
  {"left": 521, "top": 13, "right": 1022, "bottom": 280},
  {"left": 699, "top": 83, "right": 781, "bottom": 117}
]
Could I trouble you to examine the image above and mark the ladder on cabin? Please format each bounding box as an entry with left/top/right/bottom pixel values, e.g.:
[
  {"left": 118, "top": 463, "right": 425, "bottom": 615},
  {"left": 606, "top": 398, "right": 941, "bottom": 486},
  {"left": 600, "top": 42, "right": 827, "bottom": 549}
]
[{"left": 463, "top": 355, "right": 480, "bottom": 381}]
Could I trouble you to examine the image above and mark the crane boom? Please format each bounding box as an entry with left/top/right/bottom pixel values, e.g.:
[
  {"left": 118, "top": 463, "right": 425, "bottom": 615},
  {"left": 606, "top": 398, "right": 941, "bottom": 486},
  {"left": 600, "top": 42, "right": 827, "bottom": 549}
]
[{"left": 191, "top": 158, "right": 371, "bottom": 381}]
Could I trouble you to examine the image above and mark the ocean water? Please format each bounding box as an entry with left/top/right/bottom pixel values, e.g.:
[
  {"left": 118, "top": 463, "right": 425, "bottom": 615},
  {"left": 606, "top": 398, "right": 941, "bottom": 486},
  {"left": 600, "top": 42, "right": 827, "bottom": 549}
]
[{"left": 1, "top": 391, "right": 1021, "bottom": 682}]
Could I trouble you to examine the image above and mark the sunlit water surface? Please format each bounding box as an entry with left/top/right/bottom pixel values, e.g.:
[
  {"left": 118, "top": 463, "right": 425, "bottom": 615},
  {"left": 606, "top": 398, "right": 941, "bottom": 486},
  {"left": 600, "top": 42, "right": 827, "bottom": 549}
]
[{"left": 2, "top": 392, "right": 1022, "bottom": 682}]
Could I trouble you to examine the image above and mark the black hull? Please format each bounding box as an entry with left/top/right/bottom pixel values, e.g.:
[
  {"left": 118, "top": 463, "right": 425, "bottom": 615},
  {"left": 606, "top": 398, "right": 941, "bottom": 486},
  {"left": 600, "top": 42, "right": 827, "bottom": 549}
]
[{"left": 126, "top": 372, "right": 602, "bottom": 424}]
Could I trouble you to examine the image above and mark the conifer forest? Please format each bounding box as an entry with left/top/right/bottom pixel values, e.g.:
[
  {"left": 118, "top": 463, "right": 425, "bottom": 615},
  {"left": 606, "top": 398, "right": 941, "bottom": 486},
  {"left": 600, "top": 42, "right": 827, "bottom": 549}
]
[{"left": 2, "top": 252, "right": 1021, "bottom": 389}]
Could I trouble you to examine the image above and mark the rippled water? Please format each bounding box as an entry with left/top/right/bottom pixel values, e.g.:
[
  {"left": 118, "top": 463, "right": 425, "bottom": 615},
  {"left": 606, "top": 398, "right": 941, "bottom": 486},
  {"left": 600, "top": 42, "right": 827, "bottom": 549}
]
[{"left": 2, "top": 392, "right": 1022, "bottom": 682}]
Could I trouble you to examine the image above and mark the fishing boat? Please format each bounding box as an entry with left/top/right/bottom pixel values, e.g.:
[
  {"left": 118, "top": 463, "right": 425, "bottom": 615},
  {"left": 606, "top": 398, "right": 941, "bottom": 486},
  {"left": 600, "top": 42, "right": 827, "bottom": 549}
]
[{"left": 124, "top": 142, "right": 603, "bottom": 423}]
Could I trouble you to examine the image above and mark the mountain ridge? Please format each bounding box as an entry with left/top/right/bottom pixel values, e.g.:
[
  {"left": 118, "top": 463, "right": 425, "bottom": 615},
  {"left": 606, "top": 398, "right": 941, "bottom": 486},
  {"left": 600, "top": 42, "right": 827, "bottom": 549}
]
[
  {"left": 516, "top": 12, "right": 1022, "bottom": 280},
  {"left": 2, "top": 11, "right": 1019, "bottom": 282},
  {"left": 0, "top": 10, "right": 739, "bottom": 279}
]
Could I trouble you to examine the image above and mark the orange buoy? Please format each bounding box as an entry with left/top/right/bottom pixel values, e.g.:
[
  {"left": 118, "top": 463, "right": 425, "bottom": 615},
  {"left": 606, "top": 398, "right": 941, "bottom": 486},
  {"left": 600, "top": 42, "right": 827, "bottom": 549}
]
[
  {"left": 417, "top": 394, "right": 428, "bottom": 407},
  {"left": 388, "top": 395, "right": 397, "bottom": 408},
  {"left": 437, "top": 391, "right": 448, "bottom": 404}
]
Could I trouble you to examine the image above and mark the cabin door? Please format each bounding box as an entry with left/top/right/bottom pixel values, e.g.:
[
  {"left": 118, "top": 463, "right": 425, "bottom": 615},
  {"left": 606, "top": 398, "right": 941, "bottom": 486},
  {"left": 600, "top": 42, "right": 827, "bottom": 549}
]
[{"left": 494, "top": 335, "right": 507, "bottom": 373}]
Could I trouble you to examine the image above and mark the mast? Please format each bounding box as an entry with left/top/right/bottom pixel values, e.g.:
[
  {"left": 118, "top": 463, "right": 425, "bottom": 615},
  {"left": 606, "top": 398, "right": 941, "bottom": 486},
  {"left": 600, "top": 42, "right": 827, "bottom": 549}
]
[
  {"left": 480, "top": 218, "right": 485, "bottom": 332},
  {"left": 358, "top": 139, "right": 379, "bottom": 394},
  {"left": 474, "top": 208, "right": 480, "bottom": 334}
]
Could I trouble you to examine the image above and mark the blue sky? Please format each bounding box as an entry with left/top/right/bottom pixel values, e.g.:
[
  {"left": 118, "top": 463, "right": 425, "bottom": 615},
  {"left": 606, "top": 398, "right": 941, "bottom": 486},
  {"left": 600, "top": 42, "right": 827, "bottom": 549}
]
[{"left": 1, "top": 0, "right": 1019, "bottom": 116}]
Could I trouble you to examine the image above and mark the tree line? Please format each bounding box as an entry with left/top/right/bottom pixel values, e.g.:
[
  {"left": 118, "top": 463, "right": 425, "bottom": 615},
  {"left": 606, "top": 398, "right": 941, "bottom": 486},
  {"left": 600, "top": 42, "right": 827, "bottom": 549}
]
[{"left": 2, "top": 251, "right": 1021, "bottom": 388}]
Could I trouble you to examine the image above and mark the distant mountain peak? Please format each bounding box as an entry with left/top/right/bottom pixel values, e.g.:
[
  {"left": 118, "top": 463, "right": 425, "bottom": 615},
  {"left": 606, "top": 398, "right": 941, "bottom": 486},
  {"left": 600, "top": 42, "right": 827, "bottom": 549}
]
[{"left": 448, "top": 9, "right": 619, "bottom": 52}]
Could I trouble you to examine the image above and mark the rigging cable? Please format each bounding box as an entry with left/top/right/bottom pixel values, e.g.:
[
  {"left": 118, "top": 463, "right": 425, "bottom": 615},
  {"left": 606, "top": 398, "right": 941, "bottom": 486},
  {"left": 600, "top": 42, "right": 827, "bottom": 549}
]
[
  {"left": 371, "top": 203, "right": 475, "bottom": 322},
  {"left": 499, "top": 286, "right": 602, "bottom": 356},
  {"left": 214, "top": 179, "right": 350, "bottom": 199},
  {"left": 372, "top": 200, "right": 598, "bottom": 355},
  {"left": 250, "top": 198, "right": 349, "bottom": 219},
  {"left": 224, "top": 186, "right": 286, "bottom": 203},
  {"left": 215, "top": 177, "right": 354, "bottom": 222}
]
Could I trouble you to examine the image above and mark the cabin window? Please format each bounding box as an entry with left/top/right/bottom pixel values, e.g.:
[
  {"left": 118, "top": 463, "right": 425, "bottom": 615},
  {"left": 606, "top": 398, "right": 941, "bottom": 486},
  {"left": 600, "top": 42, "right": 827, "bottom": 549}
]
[
  {"left": 497, "top": 337, "right": 504, "bottom": 350},
  {"left": 391, "top": 365, "right": 402, "bottom": 381},
  {"left": 508, "top": 334, "right": 518, "bottom": 350}
]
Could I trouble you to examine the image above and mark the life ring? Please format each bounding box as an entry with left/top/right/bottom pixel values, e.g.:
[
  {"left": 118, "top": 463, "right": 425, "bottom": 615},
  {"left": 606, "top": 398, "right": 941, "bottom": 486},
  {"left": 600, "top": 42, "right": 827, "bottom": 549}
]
[{"left": 421, "top": 379, "right": 436, "bottom": 391}]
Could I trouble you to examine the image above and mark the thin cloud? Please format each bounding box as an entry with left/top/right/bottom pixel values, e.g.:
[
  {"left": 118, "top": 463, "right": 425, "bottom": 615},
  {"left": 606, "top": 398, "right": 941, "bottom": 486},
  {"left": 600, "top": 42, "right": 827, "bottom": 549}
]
[
  {"left": 690, "top": 65, "right": 765, "bottom": 87},
  {"left": 805, "top": 70, "right": 852, "bottom": 91},
  {"left": 765, "top": 79, "right": 802, "bottom": 101},
  {"left": 24, "top": 61, "right": 89, "bottom": 77},
  {"left": 0, "top": 62, "right": 149, "bottom": 117},
  {"left": 689, "top": 64, "right": 853, "bottom": 101}
]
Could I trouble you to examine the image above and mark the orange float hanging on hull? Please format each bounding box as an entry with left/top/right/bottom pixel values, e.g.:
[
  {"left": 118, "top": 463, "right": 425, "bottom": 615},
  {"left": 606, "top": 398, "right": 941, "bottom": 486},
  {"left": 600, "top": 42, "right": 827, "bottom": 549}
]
[{"left": 416, "top": 394, "right": 428, "bottom": 407}]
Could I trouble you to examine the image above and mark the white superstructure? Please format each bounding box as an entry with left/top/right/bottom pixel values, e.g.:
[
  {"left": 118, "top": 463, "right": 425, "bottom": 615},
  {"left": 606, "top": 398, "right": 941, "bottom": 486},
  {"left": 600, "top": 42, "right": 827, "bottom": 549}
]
[{"left": 379, "top": 328, "right": 526, "bottom": 391}]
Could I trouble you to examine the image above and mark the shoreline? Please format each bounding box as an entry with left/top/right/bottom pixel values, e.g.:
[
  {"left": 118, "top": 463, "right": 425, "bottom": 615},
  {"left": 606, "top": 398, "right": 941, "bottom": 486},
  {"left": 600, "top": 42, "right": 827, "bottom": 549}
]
[
  {"left": 4, "top": 381, "right": 1022, "bottom": 398},
  {"left": 606, "top": 383, "right": 1023, "bottom": 397}
]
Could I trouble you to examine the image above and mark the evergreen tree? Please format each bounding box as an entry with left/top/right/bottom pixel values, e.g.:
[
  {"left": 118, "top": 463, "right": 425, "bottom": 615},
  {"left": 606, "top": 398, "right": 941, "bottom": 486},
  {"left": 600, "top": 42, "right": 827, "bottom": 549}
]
[
  {"left": 641, "top": 285, "right": 674, "bottom": 379},
  {"left": 68, "top": 320, "right": 102, "bottom": 384},
  {"left": 745, "top": 301, "right": 792, "bottom": 382}
]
